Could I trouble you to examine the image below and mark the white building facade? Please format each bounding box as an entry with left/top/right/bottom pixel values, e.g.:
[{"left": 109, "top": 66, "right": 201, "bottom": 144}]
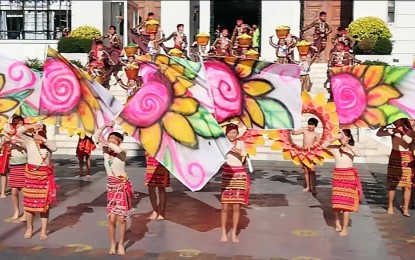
[
  {"left": 0, "top": 0, "right": 414, "bottom": 66},
  {"left": 0, "top": 0, "right": 140, "bottom": 60}
]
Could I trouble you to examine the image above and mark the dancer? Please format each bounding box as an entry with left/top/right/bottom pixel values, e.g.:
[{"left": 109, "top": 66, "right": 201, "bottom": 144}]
[
  {"left": 322, "top": 129, "right": 361, "bottom": 236},
  {"left": 96, "top": 123, "right": 133, "bottom": 255},
  {"left": 0, "top": 133, "right": 11, "bottom": 198},
  {"left": 269, "top": 37, "right": 288, "bottom": 64},
  {"left": 145, "top": 152, "right": 170, "bottom": 221},
  {"left": 220, "top": 123, "right": 248, "bottom": 243},
  {"left": 377, "top": 118, "right": 415, "bottom": 216},
  {"left": 4, "top": 116, "right": 30, "bottom": 221},
  {"left": 301, "top": 11, "right": 332, "bottom": 55},
  {"left": 162, "top": 24, "right": 188, "bottom": 53},
  {"left": 19, "top": 123, "right": 58, "bottom": 240},
  {"left": 101, "top": 25, "right": 122, "bottom": 70},
  {"left": 298, "top": 46, "right": 318, "bottom": 91},
  {"left": 211, "top": 29, "right": 233, "bottom": 56},
  {"left": 291, "top": 118, "right": 320, "bottom": 194},
  {"left": 230, "top": 18, "right": 252, "bottom": 47},
  {"left": 75, "top": 134, "right": 96, "bottom": 177}
]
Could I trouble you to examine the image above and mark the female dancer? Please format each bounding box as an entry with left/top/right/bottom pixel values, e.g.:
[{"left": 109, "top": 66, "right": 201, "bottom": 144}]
[
  {"left": 322, "top": 129, "right": 361, "bottom": 236},
  {"left": 220, "top": 123, "right": 248, "bottom": 243}
]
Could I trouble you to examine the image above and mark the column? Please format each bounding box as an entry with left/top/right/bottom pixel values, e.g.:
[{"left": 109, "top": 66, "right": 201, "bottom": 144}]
[
  {"left": 260, "top": 1, "right": 301, "bottom": 60},
  {"left": 160, "top": 1, "right": 191, "bottom": 53}
]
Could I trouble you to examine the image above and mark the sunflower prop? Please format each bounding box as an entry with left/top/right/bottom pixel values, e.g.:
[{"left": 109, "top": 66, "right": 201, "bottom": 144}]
[{"left": 268, "top": 91, "right": 339, "bottom": 168}]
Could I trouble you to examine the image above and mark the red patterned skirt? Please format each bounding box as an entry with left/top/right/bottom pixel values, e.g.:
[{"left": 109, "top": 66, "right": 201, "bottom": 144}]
[
  {"left": 23, "top": 164, "right": 58, "bottom": 213},
  {"left": 145, "top": 154, "right": 170, "bottom": 188},
  {"left": 221, "top": 164, "right": 250, "bottom": 205},
  {"left": 332, "top": 167, "right": 362, "bottom": 212},
  {"left": 76, "top": 138, "right": 96, "bottom": 159},
  {"left": 387, "top": 150, "right": 414, "bottom": 188},
  {"left": 8, "top": 164, "right": 26, "bottom": 188},
  {"left": 107, "top": 176, "right": 133, "bottom": 218}
]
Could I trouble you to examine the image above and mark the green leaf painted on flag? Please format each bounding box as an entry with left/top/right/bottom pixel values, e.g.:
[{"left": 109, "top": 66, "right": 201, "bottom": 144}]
[
  {"left": 3, "top": 89, "right": 33, "bottom": 101},
  {"left": 187, "top": 106, "right": 224, "bottom": 139},
  {"left": 162, "top": 147, "right": 174, "bottom": 171},
  {"left": 384, "top": 66, "right": 411, "bottom": 85},
  {"left": 256, "top": 98, "right": 294, "bottom": 129},
  {"left": 20, "top": 102, "right": 39, "bottom": 117},
  {"left": 379, "top": 103, "right": 409, "bottom": 125}
]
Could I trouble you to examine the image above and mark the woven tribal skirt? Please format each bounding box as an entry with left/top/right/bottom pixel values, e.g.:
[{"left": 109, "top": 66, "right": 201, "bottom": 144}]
[
  {"left": 23, "top": 164, "right": 57, "bottom": 213},
  {"left": 8, "top": 164, "right": 26, "bottom": 188},
  {"left": 221, "top": 164, "right": 250, "bottom": 205},
  {"left": 332, "top": 167, "right": 362, "bottom": 212},
  {"left": 107, "top": 176, "right": 133, "bottom": 218},
  {"left": 387, "top": 150, "right": 414, "bottom": 188},
  {"left": 145, "top": 155, "right": 170, "bottom": 188}
]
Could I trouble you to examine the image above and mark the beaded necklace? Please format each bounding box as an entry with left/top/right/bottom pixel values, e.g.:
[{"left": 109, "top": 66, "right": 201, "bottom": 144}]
[{"left": 35, "top": 141, "right": 48, "bottom": 170}]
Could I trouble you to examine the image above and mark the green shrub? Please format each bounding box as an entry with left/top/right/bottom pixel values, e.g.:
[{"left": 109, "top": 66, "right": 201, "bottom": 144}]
[
  {"left": 373, "top": 38, "right": 393, "bottom": 55},
  {"left": 363, "top": 60, "right": 389, "bottom": 66},
  {"left": 69, "top": 59, "right": 85, "bottom": 69},
  {"left": 58, "top": 37, "right": 93, "bottom": 53},
  {"left": 355, "top": 39, "right": 376, "bottom": 54},
  {"left": 69, "top": 25, "right": 101, "bottom": 39},
  {"left": 347, "top": 16, "right": 392, "bottom": 41},
  {"left": 25, "top": 58, "right": 44, "bottom": 71}
]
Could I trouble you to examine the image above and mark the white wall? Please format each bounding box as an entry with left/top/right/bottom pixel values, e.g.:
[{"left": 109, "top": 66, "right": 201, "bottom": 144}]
[
  {"left": 261, "top": 1, "right": 301, "bottom": 61},
  {"left": 199, "top": 1, "right": 211, "bottom": 37},
  {"left": 160, "top": 0, "right": 190, "bottom": 54},
  {"left": 0, "top": 41, "right": 58, "bottom": 61},
  {"left": 389, "top": 1, "right": 415, "bottom": 66},
  {"left": 353, "top": 1, "right": 388, "bottom": 21},
  {"left": 71, "top": 1, "right": 104, "bottom": 33}
]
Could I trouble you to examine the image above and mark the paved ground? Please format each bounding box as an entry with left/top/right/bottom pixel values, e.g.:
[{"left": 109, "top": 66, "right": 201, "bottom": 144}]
[{"left": 0, "top": 155, "right": 414, "bottom": 260}]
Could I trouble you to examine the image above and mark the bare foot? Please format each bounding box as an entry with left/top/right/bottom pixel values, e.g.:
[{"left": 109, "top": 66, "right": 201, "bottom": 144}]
[
  {"left": 335, "top": 221, "right": 342, "bottom": 232},
  {"left": 339, "top": 229, "right": 348, "bottom": 236},
  {"left": 39, "top": 233, "right": 48, "bottom": 240},
  {"left": 11, "top": 212, "right": 19, "bottom": 220},
  {"left": 117, "top": 243, "right": 125, "bottom": 256},
  {"left": 148, "top": 211, "right": 158, "bottom": 220},
  {"left": 24, "top": 229, "right": 33, "bottom": 239},
  {"left": 19, "top": 216, "right": 27, "bottom": 222},
  {"left": 303, "top": 188, "right": 310, "bottom": 192},
  {"left": 0, "top": 194, "right": 6, "bottom": 199},
  {"left": 403, "top": 210, "right": 411, "bottom": 217},
  {"left": 220, "top": 235, "right": 228, "bottom": 243},
  {"left": 109, "top": 244, "right": 116, "bottom": 255},
  {"left": 387, "top": 207, "right": 394, "bottom": 215},
  {"left": 156, "top": 215, "right": 165, "bottom": 221},
  {"left": 231, "top": 235, "right": 240, "bottom": 243}
]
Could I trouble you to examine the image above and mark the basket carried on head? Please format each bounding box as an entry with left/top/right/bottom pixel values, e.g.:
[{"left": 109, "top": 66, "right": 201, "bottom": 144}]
[
  {"left": 125, "top": 68, "right": 139, "bottom": 80},
  {"left": 145, "top": 20, "right": 160, "bottom": 34},
  {"left": 124, "top": 46, "right": 138, "bottom": 57},
  {"left": 237, "top": 33, "right": 252, "bottom": 47},
  {"left": 168, "top": 48, "right": 183, "bottom": 58},
  {"left": 275, "top": 26, "right": 290, "bottom": 39},
  {"left": 196, "top": 34, "right": 210, "bottom": 46},
  {"left": 296, "top": 41, "right": 312, "bottom": 56}
]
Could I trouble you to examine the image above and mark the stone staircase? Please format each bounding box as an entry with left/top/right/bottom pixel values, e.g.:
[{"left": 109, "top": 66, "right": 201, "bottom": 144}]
[
  {"left": 250, "top": 63, "right": 391, "bottom": 164},
  {"left": 52, "top": 62, "right": 391, "bottom": 164}
]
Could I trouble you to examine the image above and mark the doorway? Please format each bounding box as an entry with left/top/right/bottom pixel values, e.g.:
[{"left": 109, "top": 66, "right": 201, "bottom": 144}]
[
  {"left": 211, "top": 0, "right": 261, "bottom": 40},
  {"left": 303, "top": 0, "right": 353, "bottom": 61}
]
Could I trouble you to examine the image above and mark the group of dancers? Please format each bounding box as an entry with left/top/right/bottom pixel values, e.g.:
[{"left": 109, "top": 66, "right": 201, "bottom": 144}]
[
  {"left": 2, "top": 112, "right": 414, "bottom": 255},
  {"left": 0, "top": 11, "right": 412, "bottom": 257}
]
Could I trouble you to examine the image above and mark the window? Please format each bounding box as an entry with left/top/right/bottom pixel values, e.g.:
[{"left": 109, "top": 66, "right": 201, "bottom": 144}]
[
  {"left": 0, "top": 0, "right": 71, "bottom": 40},
  {"left": 387, "top": 0, "right": 395, "bottom": 23}
]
